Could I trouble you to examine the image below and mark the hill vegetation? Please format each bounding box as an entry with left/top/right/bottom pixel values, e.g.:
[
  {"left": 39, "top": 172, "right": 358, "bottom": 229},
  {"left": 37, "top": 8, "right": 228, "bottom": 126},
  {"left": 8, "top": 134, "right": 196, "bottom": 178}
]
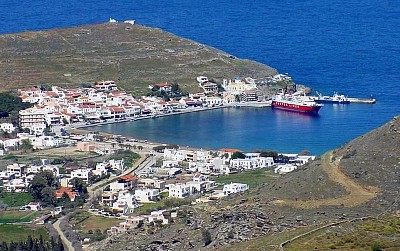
[
  {"left": 0, "top": 23, "right": 277, "bottom": 94},
  {"left": 88, "top": 116, "right": 400, "bottom": 250}
]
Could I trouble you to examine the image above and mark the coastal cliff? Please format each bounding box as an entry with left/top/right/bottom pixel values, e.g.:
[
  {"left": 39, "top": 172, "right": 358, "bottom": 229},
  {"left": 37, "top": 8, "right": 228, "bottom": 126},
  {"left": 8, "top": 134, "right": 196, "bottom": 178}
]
[{"left": 0, "top": 22, "right": 277, "bottom": 93}]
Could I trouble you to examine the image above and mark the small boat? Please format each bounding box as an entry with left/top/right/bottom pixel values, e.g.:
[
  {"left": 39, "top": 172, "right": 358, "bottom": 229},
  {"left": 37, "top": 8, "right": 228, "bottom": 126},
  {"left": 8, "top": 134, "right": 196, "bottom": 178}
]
[{"left": 312, "top": 92, "right": 350, "bottom": 104}]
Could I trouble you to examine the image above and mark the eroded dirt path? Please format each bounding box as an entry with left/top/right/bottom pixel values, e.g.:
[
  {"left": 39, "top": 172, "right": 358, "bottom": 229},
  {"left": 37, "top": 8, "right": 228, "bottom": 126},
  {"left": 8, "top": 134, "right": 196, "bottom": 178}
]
[{"left": 282, "top": 151, "right": 379, "bottom": 209}]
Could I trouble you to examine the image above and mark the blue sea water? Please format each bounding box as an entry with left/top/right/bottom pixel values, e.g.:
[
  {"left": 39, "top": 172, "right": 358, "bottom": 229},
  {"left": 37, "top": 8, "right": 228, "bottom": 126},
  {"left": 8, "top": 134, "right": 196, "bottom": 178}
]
[{"left": 1, "top": 0, "right": 399, "bottom": 155}]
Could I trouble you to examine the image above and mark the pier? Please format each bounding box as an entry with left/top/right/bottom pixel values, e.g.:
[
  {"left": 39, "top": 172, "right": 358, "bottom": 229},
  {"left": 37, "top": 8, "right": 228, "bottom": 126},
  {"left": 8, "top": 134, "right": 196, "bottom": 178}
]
[{"left": 347, "top": 97, "right": 376, "bottom": 104}]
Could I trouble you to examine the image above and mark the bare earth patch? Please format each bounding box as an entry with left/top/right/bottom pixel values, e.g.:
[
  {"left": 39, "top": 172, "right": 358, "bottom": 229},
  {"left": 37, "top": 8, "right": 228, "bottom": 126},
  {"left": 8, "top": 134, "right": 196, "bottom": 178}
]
[{"left": 282, "top": 151, "right": 379, "bottom": 209}]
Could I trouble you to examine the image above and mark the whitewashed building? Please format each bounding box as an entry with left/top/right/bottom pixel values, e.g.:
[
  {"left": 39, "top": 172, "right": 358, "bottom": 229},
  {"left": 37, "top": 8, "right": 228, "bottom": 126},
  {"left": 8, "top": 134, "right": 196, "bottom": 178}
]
[
  {"left": 70, "top": 168, "right": 92, "bottom": 182},
  {"left": 168, "top": 183, "right": 191, "bottom": 198},
  {"left": 134, "top": 188, "right": 160, "bottom": 202},
  {"left": 0, "top": 123, "right": 16, "bottom": 133},
  {"left": 223, "top": 183, "right": 249, "bottom": 195}
]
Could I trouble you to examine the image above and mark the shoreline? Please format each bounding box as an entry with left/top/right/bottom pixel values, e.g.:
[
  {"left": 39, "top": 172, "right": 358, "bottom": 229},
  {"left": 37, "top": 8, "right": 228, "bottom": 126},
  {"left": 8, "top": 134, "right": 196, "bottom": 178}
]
[
  {"left": 74, "top": 105, "right": 227, "bottom": 130},
  {"left": 73, "top": 101, "right": 273, "bottom": 130},
  {"left": 70, "top": 106, "right": 228, "bottom": 152},
  {"left": 69, "top": 103, "right": 273, "bottom": 153}
]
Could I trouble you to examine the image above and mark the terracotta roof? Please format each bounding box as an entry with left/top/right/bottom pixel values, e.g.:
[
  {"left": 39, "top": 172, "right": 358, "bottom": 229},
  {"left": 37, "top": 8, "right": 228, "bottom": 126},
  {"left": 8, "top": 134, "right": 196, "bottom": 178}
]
[
  {"left": 55, "top": 187, "right": 77, "bottom": 200},
  {"left": 155, "top": 83, "right": 171, "bottom": 87},
  {"left": 218, "top": 148, "right": 243, "bottom": 153},
  {"left": 119, "top": 174, "right": 138, "bottom": 182}
]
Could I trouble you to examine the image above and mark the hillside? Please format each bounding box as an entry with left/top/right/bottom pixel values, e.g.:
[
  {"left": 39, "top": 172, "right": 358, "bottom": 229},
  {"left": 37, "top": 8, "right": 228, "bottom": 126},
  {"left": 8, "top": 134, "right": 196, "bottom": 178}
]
[
  {"left": 88, "top": 116, "right": 400, "bottom": 250},
  {"left": 0, "top": 22, "right": 277, "bottom": 94}
]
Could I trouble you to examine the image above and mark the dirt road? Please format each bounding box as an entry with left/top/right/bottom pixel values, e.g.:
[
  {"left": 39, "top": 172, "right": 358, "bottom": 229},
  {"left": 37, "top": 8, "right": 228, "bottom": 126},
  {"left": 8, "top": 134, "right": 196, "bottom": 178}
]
[
  {"left": 53, "top": 216, "right": 75, "bottom": 251},
  {"left": 284, "top": 151, "right": 379, "bottom": 209}
]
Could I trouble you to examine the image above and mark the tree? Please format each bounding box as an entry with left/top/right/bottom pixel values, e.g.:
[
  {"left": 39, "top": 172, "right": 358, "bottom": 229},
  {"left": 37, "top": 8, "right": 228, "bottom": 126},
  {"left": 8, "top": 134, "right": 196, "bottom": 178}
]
[
  {"left": 20, "top": 139, "right": 33, "bottom": 152},
  {"left": 29, "top": 175, "right": 48, "bottom": 200},
  {"left": 231, "top": 152, "right": 246, "bottom": 159},
  {"left": 171, "top": 83, "right": 181, "bottom": 93},
  {"left": 69, "top": 177, "right": 87, "bottom": 194},
  {"left": 0, "top": 92, "right": 33, "bottom": 122},
  {"left": 28, "top": 171, "right": 57, "bottom": 201},
  {"left": 260, "top": 151, "right": 278, "bottom": 159},
  {"left": 40, "top": 187, "right": 56, "bottom": 206},
  {"left": 40, "top": 171, "right": 57, "bottom": 187}
]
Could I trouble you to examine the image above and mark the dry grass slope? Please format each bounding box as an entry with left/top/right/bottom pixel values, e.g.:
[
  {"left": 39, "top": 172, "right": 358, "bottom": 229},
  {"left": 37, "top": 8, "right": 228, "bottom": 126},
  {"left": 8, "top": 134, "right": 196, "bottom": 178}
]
[{"left": 0, "top": 23, "right": 277, "bottom": 93}]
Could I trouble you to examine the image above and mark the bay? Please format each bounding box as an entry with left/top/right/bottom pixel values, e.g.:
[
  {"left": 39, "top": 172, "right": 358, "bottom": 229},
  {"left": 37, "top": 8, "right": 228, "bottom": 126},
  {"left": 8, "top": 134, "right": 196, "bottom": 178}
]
[{"left": 1, "top": 0, "right": 399, "bottom": 154}]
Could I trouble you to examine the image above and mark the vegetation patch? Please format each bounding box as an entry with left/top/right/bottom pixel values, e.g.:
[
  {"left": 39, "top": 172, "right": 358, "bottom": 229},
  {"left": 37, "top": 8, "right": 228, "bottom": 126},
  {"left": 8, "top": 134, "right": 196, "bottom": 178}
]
[
  {"left": 0, "top": 224, "right": 49, "bottom": 243},
  {"left": 133, "top": 197, "right": 191, "bottom": 215},
  {"left": 0, "top": 192, "right": 34, "bottom": 207},
  {"left": 0, "top": 210, "right": 41, "bottom": 223},
  {"left": 70, "top": 212, "right": 123, "bottom": 242},
  {"left": 284, "top": 216, "right": 400, "bottom": 250},
  {"left": 107, "top": 150, "right": 141, "bottom": 168}
]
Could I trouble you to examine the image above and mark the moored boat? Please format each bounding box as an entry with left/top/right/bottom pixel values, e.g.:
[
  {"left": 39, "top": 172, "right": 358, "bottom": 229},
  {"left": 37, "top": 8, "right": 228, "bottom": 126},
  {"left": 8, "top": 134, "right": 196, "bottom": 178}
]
[
  {"left": 272, "top": 93, "right": 323, "bottom": 114},
  {"left": 311, "top": 92, "right": 350, "bottom": 104}
]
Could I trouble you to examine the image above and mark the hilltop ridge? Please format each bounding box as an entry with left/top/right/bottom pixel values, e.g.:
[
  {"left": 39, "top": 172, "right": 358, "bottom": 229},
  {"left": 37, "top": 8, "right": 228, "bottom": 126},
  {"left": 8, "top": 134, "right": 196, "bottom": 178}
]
[{"left": 0, "top": 22, "right": 277, "bottom": 93}]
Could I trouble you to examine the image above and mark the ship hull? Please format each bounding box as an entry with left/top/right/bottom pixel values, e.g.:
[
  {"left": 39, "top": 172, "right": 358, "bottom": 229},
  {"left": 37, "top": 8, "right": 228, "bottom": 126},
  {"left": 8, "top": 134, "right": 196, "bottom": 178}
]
[{"left": 272, "top": 101, "right": 322, "bottom": 114}]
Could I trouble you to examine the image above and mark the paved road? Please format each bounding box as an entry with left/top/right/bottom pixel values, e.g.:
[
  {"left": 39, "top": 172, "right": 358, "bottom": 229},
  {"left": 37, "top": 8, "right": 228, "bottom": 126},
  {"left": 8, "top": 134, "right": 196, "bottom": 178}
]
[
  {"left": 53, "top": 216, "right": 75, "bottom": 251},
  {"left": 85, "top": 154, "right": 151, "bottom": 208}
]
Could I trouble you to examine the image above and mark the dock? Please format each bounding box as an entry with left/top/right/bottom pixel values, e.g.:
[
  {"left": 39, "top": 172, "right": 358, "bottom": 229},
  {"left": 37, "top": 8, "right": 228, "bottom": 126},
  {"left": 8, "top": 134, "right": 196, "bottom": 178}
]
[{"left": 347, "top": 97, "right": 376, "bottom": 104}]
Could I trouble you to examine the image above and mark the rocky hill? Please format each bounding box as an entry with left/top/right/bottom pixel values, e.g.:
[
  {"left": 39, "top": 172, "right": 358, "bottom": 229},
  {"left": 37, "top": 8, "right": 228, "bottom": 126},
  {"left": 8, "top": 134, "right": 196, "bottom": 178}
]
[
  {"left": 88, "top": 116, "right": 400, "bottom": 250},
  {"left": 0, "top": 23, "right": 277, "bottom": 94}
]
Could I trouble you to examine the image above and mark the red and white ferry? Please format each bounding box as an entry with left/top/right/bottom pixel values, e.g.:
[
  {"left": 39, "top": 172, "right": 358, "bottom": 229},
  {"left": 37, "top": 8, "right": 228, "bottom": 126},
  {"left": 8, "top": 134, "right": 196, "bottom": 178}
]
[{"left": 272, "top": 92, "right": 323, "bottom": 114}]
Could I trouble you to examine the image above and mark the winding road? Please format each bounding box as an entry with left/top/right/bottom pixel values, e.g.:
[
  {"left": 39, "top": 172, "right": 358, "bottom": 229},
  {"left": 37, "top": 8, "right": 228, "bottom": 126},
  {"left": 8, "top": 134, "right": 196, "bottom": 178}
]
[{"left": 284, "top": 151, "right": 379, "bottom": 209}]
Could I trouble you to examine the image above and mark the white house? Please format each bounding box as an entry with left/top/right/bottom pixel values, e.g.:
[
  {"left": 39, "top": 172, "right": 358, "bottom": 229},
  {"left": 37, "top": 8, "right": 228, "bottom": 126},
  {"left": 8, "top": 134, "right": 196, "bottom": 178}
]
[
  {"left": 109, "top": 159, "right": 125, "bottom": 171},
  {"left": 274, "top": 164, "right": 297, "bottom": 174},
  {"left": 27, "top": 202, "right": 42, "bottom": 211},
  {"left": 70, "top": 168, "right": 92, "bottom": 182},
  {"left": 29, "top": 136, "right": 59, "bottom": 149},
  {"left": 110, "top": 181, "right": 127, "bottom": 193},
  {"left": 162, "top": 160, "right": 180, "bottom": 168},
  {"left": 204, "top": 96, "right": 223, "bottom": 107},
  {"left": 0, "top": 138, "right": 19, "bottom": 151},
  {"left": 168, "top": 183, "right": 191, "bottom": 198},
  {"left": 6, "top": 163, "right": 25, "bottom": 178},
  {"left": 134, "top": 188, "right": 160, "bottom": 202},
  {"left": 255, "top": 157, "right": 275, "bottom": 168},
  {"left": 230, "top": 159, "right": 254, "bottom": 170},
  {"left": 0, "top": 123, "right": 16, "bottom": 133},
  {"left": 93, "top": 162, "right": 109, "bottom": 176},
  {"left": 111, "top": 191, "right": 139, "bottom": 214},
  {"left": 148, "top": 210, "right": 169, "bottom": 225},
  {"left": 223, "top": 183, "right": 249, "bottom": 195},
  {"left": 3, "top": 178, "right": 27, "bottom": 192}
]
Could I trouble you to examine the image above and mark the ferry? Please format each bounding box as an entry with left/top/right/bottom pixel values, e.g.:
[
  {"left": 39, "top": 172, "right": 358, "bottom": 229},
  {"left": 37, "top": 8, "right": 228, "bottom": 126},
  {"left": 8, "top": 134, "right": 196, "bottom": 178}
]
[
  {"left": 272, "top": 93, "right": 323, "bottom": 114},
  {"left": 311, "top": 92, "right": 350, "bottom": 104}
]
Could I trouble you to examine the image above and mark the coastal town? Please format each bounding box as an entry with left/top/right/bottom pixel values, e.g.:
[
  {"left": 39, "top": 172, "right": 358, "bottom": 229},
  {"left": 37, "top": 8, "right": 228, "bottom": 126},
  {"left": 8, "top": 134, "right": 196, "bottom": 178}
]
[
  {"left": 0, "top": 7, "right": 397, "bottom": 251},
  {"left": 0, "top": 74, "right": 319, "bottom": 249}
]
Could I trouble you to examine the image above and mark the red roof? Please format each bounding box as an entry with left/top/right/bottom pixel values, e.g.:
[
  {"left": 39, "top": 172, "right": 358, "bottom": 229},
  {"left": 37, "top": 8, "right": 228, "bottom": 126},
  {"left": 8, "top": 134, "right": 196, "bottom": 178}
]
[
  {"left": 119, "top": 174, "right": 138, "bottom": 182},
  {"left": 155, "top": 83, "right": 171, "bottom": 87},
  {"left": 218, "top": 148, "right": 243, "bottom": 153},
  {"left": 55, "top": 187, "right": 77, "bottom": 200}
]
